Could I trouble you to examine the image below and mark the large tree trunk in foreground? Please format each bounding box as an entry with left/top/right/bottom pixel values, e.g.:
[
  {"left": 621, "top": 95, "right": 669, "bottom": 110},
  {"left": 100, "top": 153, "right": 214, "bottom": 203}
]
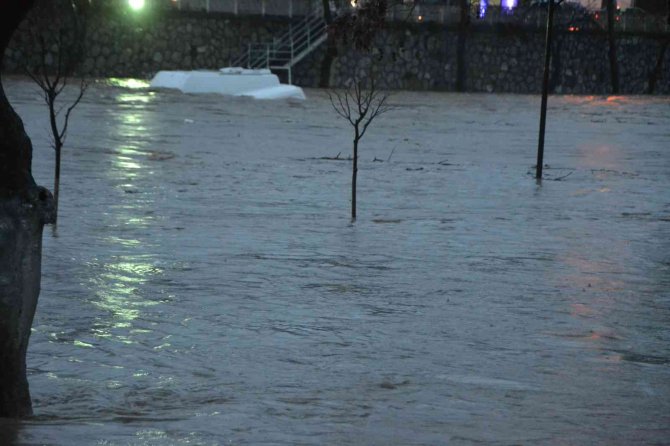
[
  {"left": 1, "top": 0, "right": 56, "bottom": 418},
  {"left": 0, "top": 192, "right": 54, "bottom": 418},
  {"left": 1, "top": 0, "right": 37, "bottom": 195}
]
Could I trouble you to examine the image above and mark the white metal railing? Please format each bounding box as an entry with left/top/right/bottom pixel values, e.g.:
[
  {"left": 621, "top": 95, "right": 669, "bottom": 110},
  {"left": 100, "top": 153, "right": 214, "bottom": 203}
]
[
  {"left": 172, "top": 0, "right": 314, "bottom": 17},
  {"left": 230, "top": 1, "right": 327, "bottom": 83}
]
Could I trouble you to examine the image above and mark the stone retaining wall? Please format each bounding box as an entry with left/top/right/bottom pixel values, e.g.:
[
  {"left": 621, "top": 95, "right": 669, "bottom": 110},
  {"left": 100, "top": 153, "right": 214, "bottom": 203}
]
[
  {"left": 4, "top": 9, "right": 669, "bottom": 94},
  {"left": 301, "top": 24, "right": 669, "bottom": 94}
]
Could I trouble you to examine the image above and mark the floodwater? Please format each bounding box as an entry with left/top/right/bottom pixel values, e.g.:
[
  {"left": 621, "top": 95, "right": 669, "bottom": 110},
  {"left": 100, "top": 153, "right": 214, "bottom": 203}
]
[{"left": 2, "top": 77, "right": 669, "bottom": 445}]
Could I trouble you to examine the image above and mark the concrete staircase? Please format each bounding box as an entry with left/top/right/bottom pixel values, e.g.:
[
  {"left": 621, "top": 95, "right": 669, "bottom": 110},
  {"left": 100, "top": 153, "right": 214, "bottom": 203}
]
[{"left": 232, "top": 3, "right": 328, "bottom": 84}]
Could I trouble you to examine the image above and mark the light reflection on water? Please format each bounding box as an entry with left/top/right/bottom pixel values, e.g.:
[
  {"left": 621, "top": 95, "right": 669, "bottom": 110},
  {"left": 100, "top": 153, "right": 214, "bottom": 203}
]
[
  {"left": 90, "top": 96, "right": 163, "bottom": 350},
  {"left": 107, "top": 78, "right": 150, "bottom": 90},
  {"left": 5, "top": 79, "right": 670, "bottom": 445},
  {"left": 91, "top": 256, "right": 163, "bottom": 325}
]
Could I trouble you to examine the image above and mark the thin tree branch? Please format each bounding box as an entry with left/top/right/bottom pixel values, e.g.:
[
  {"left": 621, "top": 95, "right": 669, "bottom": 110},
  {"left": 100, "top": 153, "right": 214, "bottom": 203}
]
[
  {"left": 329, "top": 90, "right": 351, "bottom": 121},
  {"left": 359, "top": 94, "right": 389, "bottom": 139},
  {"left": 344, "top": 85, "right": 352, "bottom": 121},
  {"left": 58, "top": 79, "right": 87, "bottom": 143},
  {"left": 24, "top": 66, "right": 47, "bottom": 92}
]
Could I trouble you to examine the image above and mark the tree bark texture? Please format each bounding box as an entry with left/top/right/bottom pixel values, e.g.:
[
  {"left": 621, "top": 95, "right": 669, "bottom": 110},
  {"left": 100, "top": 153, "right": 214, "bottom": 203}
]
[
  {"left": 0, "top": 75, "right": 36, "bottom": 196},
  {"left": 0, "top": 193, "right": 54, "bottom": 418},
  {"left": 1, "top": 1, "right": 36, "bottom": 195},
  {"left": 0, "top": 0, "right": 56, "bottom": 418}
]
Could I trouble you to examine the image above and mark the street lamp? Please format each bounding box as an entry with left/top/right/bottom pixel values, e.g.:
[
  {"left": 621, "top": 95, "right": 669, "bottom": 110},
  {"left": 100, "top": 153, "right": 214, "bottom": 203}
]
[{"left": 128, "top": 0, "right": 146, "bottom": 11}]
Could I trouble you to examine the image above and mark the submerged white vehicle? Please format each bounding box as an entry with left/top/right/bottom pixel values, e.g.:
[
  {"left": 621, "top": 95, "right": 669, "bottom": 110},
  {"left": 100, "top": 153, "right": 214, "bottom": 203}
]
[{"left": 149, "top": 68, "right": 306, "bottom": 100}]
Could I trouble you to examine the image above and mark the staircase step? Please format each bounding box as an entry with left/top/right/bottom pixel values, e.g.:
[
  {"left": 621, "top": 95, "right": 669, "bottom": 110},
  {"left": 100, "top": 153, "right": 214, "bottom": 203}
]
[{"left": 232, "top": 0, "right": 328, "bottom": 82}]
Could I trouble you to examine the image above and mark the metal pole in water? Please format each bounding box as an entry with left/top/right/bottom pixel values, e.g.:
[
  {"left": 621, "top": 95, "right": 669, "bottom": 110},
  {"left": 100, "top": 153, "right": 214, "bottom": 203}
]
[{"left": 536, "top": 0, "right": 555, "bottom": 181}]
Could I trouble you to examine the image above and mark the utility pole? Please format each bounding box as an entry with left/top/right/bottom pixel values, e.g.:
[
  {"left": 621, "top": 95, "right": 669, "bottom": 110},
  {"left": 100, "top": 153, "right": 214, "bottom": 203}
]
[{"left": 536, "top": 0, "right": 556, "bottom": 181}]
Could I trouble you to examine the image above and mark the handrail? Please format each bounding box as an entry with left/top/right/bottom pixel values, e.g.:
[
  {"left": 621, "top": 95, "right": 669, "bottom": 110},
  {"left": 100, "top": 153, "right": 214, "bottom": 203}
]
[
  {"left": 274, "top": 4, "right": 324, "bottom": 44},
  {"left": 231, "top": 0, "right": 328, "bottom": 77}
]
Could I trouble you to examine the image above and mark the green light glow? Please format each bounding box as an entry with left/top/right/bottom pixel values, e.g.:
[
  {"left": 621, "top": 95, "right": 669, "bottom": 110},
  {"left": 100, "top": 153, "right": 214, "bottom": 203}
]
[
  {"left": 128, "top": 0, "right": 145, "bottom": 11},
  {"left": 108, "top": 78, "right": 149, "bottom": 89}
]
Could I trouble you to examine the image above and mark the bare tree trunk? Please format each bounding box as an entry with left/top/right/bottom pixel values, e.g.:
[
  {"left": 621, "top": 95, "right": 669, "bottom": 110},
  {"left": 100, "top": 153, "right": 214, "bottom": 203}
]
[
  {"left": 0, "top": 193, "right": 53, "bottom": 418},
  {"left": 23, "top": 0, "right": 87, "bottom": 225},
  {"left": 0, "top": 0, "right": 56, "bottom": 418},
  {"left": 328, "top": 70, "right": 389, "bottom": 221},
  {"left": 352, "top": 129, "right": 359, "bottom": 221},
  {"left": 49, "top": 93, "right": 62, "bottom": 224},
  {"left": 606, "top": 0, "right": 620, "bottom": 94},
  {"left": 54, "top": 145, "right": 61, "bottom": 222}
]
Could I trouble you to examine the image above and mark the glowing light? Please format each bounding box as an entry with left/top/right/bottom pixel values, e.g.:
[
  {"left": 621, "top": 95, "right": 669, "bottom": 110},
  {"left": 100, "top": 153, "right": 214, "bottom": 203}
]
[
  {"left": 417, "top": 15, "right": 424, "bottom": 22},
  {"left": 478, "top": 0, "right": 488, "bottom": 18},
  {"left": 503, "top": 0, "right": 517, "bottom": 11},
  {"left": 108, "top": 78, "right": 149, "bottom": 89},
  {"left": 128, "top": 0, "right": 145, "bottom": 11}
]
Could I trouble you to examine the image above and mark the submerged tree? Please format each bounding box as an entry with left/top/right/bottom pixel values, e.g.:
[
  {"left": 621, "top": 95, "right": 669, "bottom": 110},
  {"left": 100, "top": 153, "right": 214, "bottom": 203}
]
[
  {"left": 329, "top": 73, "right": 390, "bottom": 221},
  {"left": 24, "top": 0, "right": 88, "bottom": 224},
  {"left": 326, "top": 0, "right": 408, "bottom": 220},
  {"left": 0, "top": 0, "right": 56, "bottom": 418}
]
